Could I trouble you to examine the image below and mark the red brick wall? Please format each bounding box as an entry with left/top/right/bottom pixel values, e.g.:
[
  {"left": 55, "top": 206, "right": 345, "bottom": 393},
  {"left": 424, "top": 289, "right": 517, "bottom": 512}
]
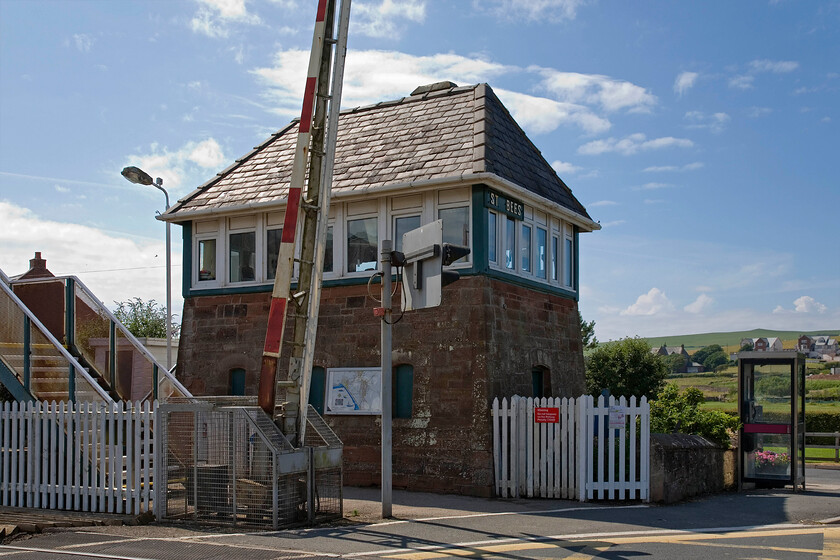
[{"left": 177, "top": 275, "right": 584, "bottom": 496}]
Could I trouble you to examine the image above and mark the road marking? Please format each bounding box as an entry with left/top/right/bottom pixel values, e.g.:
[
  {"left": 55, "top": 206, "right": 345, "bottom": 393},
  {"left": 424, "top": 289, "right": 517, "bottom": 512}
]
[
  {"left": 379, "top": 525, "right": 837, "bottom": 560},
  {"left": 0, "top": 545, "right": 154, "bottom": 560},
  {"left": 365, "top": 504, "right": 649, "bottom": 527}
]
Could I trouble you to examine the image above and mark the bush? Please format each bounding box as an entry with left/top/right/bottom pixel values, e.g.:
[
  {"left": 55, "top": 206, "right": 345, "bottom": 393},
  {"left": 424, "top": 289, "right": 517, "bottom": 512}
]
[
  {"left": 651, "top": 384, "right": 740, "bottom": 448},
  {"left": 585, "top": 337, "right": 668, "bottom": 399}
]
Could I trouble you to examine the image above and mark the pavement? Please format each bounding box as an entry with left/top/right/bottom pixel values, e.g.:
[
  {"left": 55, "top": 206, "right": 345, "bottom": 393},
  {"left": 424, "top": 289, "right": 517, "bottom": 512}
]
[{"left": 2, "top": 463, "right": 839, "bottom": 543}]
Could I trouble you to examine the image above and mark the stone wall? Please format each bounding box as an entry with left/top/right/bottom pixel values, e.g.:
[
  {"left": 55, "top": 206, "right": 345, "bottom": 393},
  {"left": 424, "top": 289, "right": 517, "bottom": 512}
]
[
  {"left": 176, "top": 275, "right": 584, "bottom": 496},
  {"left": 649, "top": 433, "right": 736, "bottom": 503}
]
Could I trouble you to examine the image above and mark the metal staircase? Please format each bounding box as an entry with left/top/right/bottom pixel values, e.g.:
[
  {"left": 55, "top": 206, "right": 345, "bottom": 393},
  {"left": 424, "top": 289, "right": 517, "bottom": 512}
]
[{"left": 0, "top": 268, "right": 191, "bottom": 403}]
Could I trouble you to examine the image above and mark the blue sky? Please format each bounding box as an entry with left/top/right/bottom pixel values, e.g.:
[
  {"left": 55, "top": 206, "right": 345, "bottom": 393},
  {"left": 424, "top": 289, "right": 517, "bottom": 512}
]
[{"left": 1, "top": 0, "right": 837, "bottom": 341}]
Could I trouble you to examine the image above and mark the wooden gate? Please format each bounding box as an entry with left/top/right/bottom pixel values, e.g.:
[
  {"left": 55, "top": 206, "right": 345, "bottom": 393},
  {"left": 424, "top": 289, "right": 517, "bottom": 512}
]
[{"left": 492, "top": 395, "right": 649, "bottom": 501}]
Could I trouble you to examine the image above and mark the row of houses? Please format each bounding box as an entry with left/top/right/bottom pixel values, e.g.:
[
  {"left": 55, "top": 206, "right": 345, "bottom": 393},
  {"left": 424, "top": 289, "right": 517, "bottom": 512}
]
[{"left": 740, "top": 336, "right": 838, "bottom": 360}]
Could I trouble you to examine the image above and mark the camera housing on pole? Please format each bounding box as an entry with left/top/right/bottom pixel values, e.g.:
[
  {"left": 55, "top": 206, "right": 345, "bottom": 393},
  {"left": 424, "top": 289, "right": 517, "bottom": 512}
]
[{"left": 400, "top": 219, "right": 470, "bottom": 311}]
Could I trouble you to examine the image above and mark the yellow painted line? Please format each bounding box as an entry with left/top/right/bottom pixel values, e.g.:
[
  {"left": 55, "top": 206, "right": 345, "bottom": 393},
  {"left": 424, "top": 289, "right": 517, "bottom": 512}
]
[
  {"left": 384, "top": 526, "right": 834, "bottom": 560},
  {"left": 822, "top": 527, "right": 840, "bottom": 560},
  {"left": 385, "top": 541, "right": 557, "bottom": 559}
]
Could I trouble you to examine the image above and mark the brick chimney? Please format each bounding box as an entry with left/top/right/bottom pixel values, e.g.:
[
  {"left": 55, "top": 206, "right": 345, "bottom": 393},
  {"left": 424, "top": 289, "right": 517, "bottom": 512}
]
[{"left": 19, "top": 252, "right": 55, "bottom": 280}]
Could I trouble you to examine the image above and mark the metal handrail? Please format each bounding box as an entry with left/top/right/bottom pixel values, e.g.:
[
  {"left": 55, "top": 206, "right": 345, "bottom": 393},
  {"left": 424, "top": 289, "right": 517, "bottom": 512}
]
[
  {"left": 8, "top": 274, "right": 192, "bottom": 401},
  {"left": 67, "top": 275, "right": 193, "bottom": 400},
  {"left": 0, "top": 273, "right": 113, "bottom": 402}
]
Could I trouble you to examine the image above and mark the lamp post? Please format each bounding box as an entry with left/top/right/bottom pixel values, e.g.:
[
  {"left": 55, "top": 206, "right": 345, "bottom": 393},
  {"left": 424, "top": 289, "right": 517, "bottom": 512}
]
[{"left": 121, "top": 166, "right": 172, "bottom": 370}]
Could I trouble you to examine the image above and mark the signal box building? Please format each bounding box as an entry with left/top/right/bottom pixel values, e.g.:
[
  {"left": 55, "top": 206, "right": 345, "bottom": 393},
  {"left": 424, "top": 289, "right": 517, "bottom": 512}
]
[{"left": 162, "top": 82, "right": 599, "bottom": 496}]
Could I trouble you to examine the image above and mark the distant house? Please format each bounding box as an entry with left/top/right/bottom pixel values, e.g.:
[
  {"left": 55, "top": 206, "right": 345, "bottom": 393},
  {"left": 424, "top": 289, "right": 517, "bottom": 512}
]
[
  {"left": 652, "top": 344, "right": 701, "bottom": 373},
  {"left": 798, "top": 334, "right": 839, "bottom": 359},
  {"left": 741, "top": 337, "right": 783, "bottom": 352}
]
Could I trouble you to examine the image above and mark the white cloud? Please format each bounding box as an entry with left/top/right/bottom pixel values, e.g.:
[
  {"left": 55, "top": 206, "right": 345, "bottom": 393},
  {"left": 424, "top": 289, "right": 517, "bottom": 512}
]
[
  {"left": 674, "top": 71, "right": 698, "bottom": 96},
  {"left": 600, "top": 220, "right": 626, "bottom": 228},
  {"left": 729, "top": 75, "right": 754, "bottom": 90},
  {"left": 72, "top": 33, "right": 94, "bottom": 53},
  {"left": 534, "top": 68, "right": 656, "bottom": 113},
  {"left": 578, "top": 133, "right": 693, "bottom": 156},
  {"left": 476, "top": 0, "right": 585, "bottom": 22},
  {"left": 125, "top": 138, "right": 227, "bottom": 194},
  {"left": 746, "top": 106, "right": 772, "bottom": 118},
  {"left": 643, "top": 162, "right": 703, "bottom": 172},
  {"left": 684, "top": 293, "right": 713, "bottom": 314},
  {"left": 251, "top": 49, "right": 609, "bottom": 135},
  {"left": 620, "top": 287, "right": 674, "bottom": 316},
  {"left": 588, "top": 200, "right": 617, "bottom": 207},
  {"left": 253, "top": 49, "right": 509, "bottom": 116},
  {"left": 495, "top": 88, "right": 610, "bottom": 135},
  {"left": 749, "top": 59, "right": 799, "bottom": 73},
  {"left": 773, "top": 295, "right": 828, "bottom": 314},
  {"left": 354, "top": 0, "right": 426, "bottom": 38},
  {"left": 190, "top": 0, "right": 262, "bottom": 38},
  {"left": 0, "top": 202, "right": 181, "bottom": 316},
  {"left": 551, "top": 160, "right": 583, "bottom": 175},
  {"left": 684, "top": 110, "right": 730, "bottom": 133},
  {"left": 54, "top": 185, "right": 70, "bottom": 194},
  {"left": 634, "top": 182, "right": 674, "bottom": 191}
]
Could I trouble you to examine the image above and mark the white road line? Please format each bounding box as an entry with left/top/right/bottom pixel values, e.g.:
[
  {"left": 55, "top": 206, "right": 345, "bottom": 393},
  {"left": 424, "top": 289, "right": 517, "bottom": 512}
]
[{"left": 0, "top": 544, "right": 154, "bottom": 560}]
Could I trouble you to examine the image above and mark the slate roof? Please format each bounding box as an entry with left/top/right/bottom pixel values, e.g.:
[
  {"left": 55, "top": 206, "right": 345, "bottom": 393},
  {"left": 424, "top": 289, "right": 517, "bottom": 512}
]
[{"left": 163, "top": 83, "right": 593, "bottom": 226}]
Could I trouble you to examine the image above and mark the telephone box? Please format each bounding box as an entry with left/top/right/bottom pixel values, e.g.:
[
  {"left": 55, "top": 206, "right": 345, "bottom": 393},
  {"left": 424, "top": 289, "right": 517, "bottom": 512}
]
[{"left": 738, "top": 351, "right": 805, "bottom": 490}]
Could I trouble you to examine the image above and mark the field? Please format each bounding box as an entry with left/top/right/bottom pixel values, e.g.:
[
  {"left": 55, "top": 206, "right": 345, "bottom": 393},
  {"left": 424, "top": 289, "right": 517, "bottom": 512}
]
[
  {"left": 666, "top": 373, "right": 840, "bottom": 463},
  {"left": 643, "top": 328, "right": 839, "bottom": 353}
]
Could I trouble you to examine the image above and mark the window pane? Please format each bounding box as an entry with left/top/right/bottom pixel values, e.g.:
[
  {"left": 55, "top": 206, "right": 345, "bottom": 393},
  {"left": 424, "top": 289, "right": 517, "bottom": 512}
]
[
  {"left": 230, "top": 232, "right": 256, "bottom": 282},
  {"left": 439, "top": 206, "right": 469, "bottom": 263},
  {"left": 394, "top": 215, "right": 421, "bottom": 253},
  {"left": 266, "top": 228, "right": 282, "bottom": 280},
  {"left": 564, "top": 237, "right": 573, "bottom": 287},
  {"left": 521, "top": 224, "right": 531, "bottom": 272},
  {"left": 324, "top": 225, "right": 333, "bottom": 273},
  {"left": 347, "top": 217, "right": 378, "bottom": 272},
  {"left": 488, "top": 211, "right": 497, "bottom": 263},
  {"left": 505, "top": 217, "right": 515, "bottom": 269},
  {"left": 536, "top": 228, "right": 547, "bottom": 279},
  {"left": 551, "top": 236, "right": 559, "bottom": 281},
  {"left": 198, "top": 239, "right": 216, "bottom": 281}
]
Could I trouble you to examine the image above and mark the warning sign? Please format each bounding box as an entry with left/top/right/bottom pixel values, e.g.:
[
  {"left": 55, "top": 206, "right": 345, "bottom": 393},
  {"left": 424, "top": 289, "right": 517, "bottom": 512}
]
[
  {"left": 609, "top": 406, "right": 626, "bottom": 429},
  {"left": 534, "top": 407, "right": 559, "bottom": 423}
]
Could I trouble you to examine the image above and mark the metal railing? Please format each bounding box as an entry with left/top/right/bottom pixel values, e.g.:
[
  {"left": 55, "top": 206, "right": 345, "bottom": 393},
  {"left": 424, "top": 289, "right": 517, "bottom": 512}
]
[
  {"left": 5, "top": 273, "right": 191, "bottom": 403},
  {"left": 806, "top": 431, "right": 840, "bottom": 462},
  {"left": 0, "top": 276, "right": 112, "bottom": 403}
]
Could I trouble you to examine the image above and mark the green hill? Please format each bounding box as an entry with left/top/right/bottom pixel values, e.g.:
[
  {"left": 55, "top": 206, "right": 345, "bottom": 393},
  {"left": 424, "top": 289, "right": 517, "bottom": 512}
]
[{"left": 642, "top": 329, "right": 839, "bottom": 353}]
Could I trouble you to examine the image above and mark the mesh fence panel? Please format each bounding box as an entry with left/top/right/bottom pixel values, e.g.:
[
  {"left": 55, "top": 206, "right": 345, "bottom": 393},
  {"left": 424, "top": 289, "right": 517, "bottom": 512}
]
[{"left": 158, "top": 401, "right": 338, "bottom": 530}]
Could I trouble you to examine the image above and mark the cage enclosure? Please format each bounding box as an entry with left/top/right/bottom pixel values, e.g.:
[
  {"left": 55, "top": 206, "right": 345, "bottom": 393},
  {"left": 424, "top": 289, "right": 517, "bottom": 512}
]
[{"left": 157, "top": 397, "right": 342, "bottom": 529}]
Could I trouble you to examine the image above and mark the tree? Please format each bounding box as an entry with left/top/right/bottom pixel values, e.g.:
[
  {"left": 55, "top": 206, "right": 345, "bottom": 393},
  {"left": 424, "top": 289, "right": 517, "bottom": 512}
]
[
  {"left": 579, "top": 312, "right": 598, "bottom": 349},
  {"left": 113, "top": 298, "right": 179, "bottom": 338},
  {"left": 650, "top": 384, "right": 740, "bottom": 448},
  {"left": 585, "top": 337, "right": 668, "bottom": 399},
  {"left": 692, "top": 344, "right": 723, "bottom": 366},
  {"left": 664, "top": 353, "right": 687, "bottom": 374},
  {"left": 702, "top": 350, "right": 728, "bottom": 371},
  {"left": 740, "top": 341, "right": 754, "bottom": 352}
]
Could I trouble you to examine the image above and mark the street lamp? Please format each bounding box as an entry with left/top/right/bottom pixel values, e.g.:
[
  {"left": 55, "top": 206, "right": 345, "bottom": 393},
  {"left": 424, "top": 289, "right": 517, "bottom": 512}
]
[{"left": 121, "top": 166, "right": 173, "bottom": 370}]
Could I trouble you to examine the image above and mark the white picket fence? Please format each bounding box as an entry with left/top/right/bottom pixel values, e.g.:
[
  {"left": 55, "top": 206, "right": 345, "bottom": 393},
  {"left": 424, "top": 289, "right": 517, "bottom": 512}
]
[
  {"left": 492, "top": 395, "right": 650, "bottom": 501},
  {"left": 0, "top": 400, "right": 156, "bottom": 514}
]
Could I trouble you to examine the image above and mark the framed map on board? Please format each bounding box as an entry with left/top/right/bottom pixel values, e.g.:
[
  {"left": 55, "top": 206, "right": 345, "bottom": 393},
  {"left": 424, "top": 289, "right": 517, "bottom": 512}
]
[{"left": 325, "top": 367, "right": 382, "bottom": 415}]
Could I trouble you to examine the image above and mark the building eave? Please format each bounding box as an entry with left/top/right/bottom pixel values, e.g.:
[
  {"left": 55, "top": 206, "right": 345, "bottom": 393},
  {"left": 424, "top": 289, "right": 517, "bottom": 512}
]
[{"left": 158, "top": 171, "right": 600, "bottom": 232}]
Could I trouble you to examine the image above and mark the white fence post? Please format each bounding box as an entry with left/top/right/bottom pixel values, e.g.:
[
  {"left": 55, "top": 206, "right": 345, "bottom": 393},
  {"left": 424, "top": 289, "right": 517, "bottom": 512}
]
[{"left": 0, "top": 400, "right": 156, "bottom": 515}]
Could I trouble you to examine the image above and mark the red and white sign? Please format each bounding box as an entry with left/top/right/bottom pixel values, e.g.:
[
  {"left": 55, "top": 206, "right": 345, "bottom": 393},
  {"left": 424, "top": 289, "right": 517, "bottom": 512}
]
[{"left": 534, "top": 407, "right": 559, "bottom": 423}]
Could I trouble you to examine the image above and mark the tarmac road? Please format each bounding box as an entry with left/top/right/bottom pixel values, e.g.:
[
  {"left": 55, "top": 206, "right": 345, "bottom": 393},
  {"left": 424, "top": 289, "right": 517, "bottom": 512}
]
[{"left": 1, "top": 466, "right": 839, "bottom": 559}]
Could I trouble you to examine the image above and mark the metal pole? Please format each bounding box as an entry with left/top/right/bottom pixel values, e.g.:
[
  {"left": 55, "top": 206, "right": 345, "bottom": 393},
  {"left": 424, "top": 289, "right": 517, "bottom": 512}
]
[
  {"left": 154, "top": 180, "right": 173, "bottom": 371},
  {"left": 380, "top": 240, "right": 392, "bottom": 518}
]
